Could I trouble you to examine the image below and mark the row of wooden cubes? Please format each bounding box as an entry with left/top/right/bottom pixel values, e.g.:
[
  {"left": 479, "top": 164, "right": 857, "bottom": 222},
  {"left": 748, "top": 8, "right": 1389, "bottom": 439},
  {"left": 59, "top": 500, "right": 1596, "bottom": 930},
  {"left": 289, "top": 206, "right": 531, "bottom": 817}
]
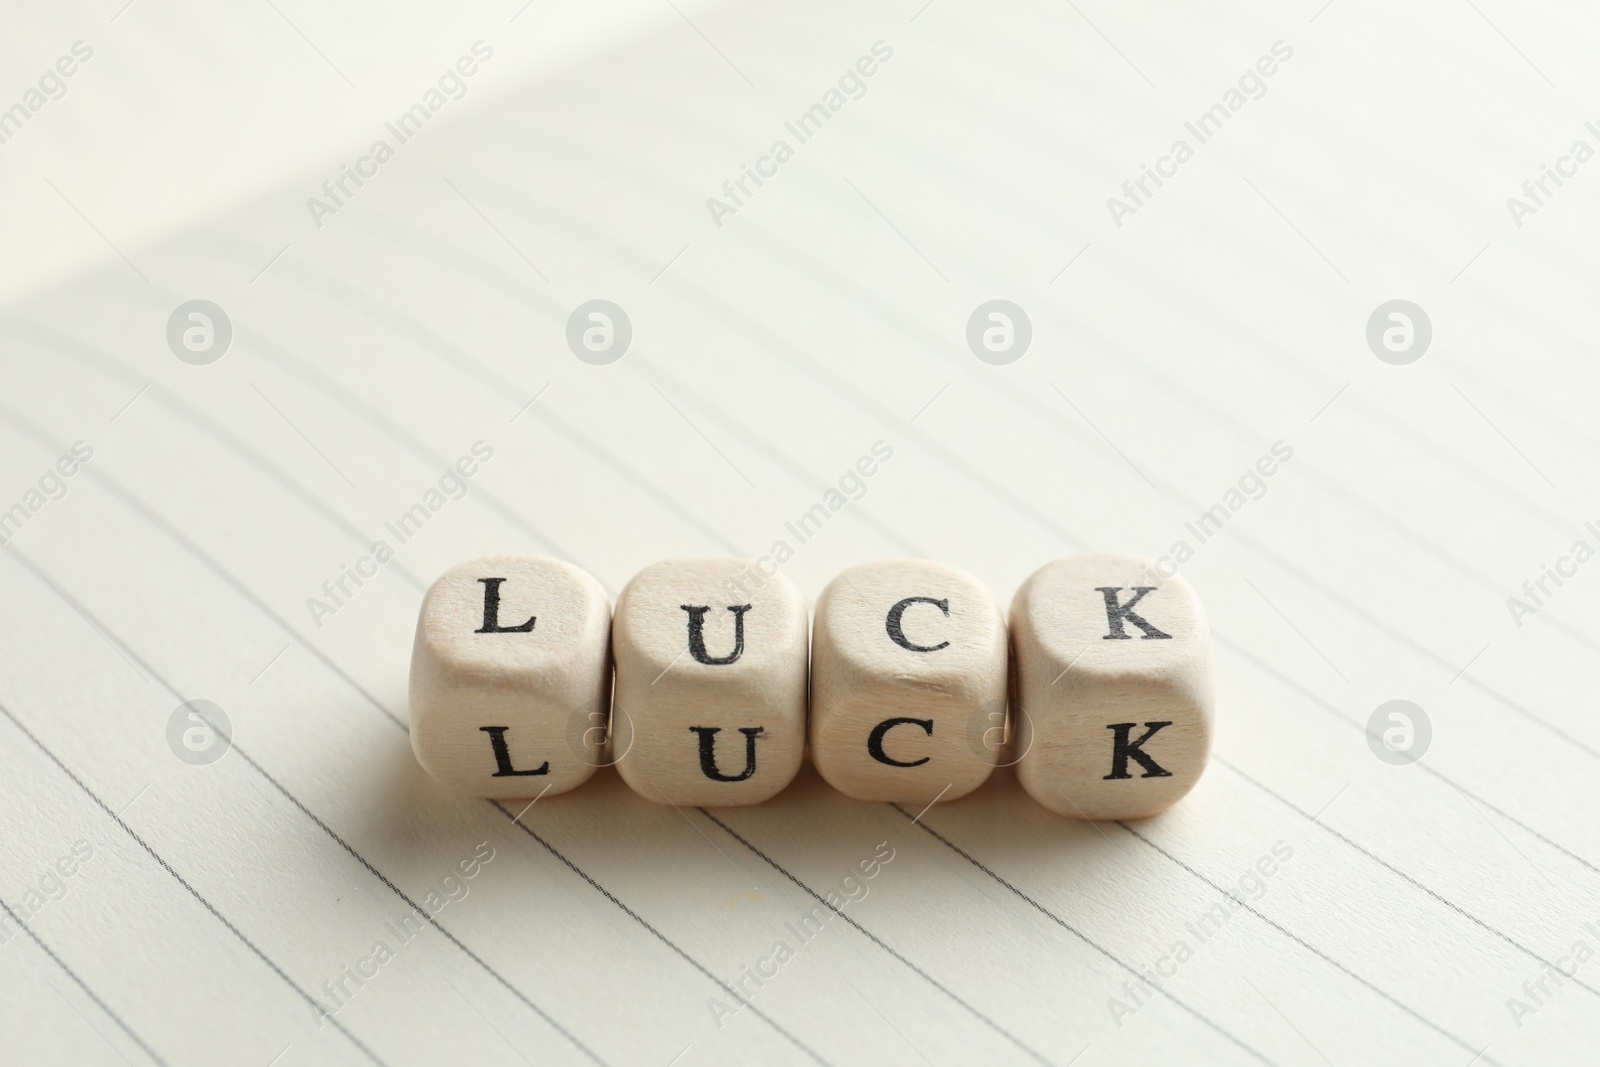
[{"left": 409, "top": 553, "right": 1214, "bottom": 820}]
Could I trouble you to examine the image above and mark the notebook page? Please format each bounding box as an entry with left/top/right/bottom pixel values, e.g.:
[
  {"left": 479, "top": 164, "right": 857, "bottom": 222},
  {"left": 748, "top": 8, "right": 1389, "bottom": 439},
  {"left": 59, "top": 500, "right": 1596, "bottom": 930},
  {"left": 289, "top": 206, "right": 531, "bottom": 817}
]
[{"left": 0, "top": 2, "right": 1596, "bottom": 1065}]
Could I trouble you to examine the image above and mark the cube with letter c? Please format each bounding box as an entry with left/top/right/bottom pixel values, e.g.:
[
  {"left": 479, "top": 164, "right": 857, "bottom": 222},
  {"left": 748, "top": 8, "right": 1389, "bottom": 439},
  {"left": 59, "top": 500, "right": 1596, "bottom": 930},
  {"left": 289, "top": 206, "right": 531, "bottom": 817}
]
[{"left": 810, "top": 559, "right": 1008, "bottom": 804}]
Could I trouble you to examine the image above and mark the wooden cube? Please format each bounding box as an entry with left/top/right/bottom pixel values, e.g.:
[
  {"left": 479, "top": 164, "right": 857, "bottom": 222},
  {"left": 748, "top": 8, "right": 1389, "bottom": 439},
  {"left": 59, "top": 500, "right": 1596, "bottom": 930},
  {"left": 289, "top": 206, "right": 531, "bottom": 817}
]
[
  {"left": 810, "top": 560, "right": 1008, "bottom": 804},
  {"left": 409, "top": 555, "right": 611, "bottom": 798},
  {"left": 1011, "top": 552, "right": 1214, "bottom": 820},
  {"left": 611, "top": 559, "right": 807, "bottom": 806}
]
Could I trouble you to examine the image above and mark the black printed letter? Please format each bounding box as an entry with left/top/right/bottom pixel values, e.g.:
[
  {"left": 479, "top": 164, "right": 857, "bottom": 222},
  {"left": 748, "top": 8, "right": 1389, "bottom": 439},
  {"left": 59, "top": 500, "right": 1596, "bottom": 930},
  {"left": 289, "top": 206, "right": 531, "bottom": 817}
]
[
  {"left": 1103, "top": 722, "right": 1173, "bottom": 780},
  {"left": 681, "top": 604, "right": 752, "bottom": 665},
  {"left": 885, "top": 597, "right": 950, "bottom": 652},
  {"left": 1096, "top": 587, "right": 1172, "bottom": 640},
  {"left": 689, "top": 726, "right": 763, "bottom": 781},
  {"left": 476, "top": 578, "right": 536, "bottom": 633},
  {"left": 479, "top": 726, "right": 550, "bottom": 777},
  {"left": 867, "top": 717, "right": 933, "bottom": 767}
]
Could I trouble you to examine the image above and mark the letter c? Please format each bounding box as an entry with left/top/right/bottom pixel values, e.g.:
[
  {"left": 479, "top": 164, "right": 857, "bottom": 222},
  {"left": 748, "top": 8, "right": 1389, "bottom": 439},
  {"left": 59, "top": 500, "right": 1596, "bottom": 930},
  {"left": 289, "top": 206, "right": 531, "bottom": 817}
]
[
  {"left": 355, "top": 154, "right": 379, "bottom": 178},
  {"left": 885, "top": 596, "right": 949, "bottom": 652},
  {"left": 1155, "top": 154, "right": 1178, "bottom": 178},
  {"left": 868, "top": 717, "right": 932, "bottom": 767},
  {"left": 755, "top": 154, "right": 778, "bottom": 178},
  {"left": 1557, "top": 155, "right": 1579, "bottom": 178},
  {"left": 1556, "top": 554, "right": 1578, "bottom": 578},
  {"left": 1155, "top": 955, "right": 1178, "bottom": 977},
  {"left": 354, "top": 554, "right": 378, "bottom": 578}
]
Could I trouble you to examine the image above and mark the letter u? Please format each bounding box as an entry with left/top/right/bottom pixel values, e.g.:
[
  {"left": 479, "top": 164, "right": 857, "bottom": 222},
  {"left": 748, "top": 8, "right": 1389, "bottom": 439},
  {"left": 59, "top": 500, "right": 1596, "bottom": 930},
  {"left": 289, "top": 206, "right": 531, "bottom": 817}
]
[
  {"left": 689, "top": 726, "right": 763, "bottom": 781},
  {"left": 681, "top": 604, "right": 752, "bottom": 664}
]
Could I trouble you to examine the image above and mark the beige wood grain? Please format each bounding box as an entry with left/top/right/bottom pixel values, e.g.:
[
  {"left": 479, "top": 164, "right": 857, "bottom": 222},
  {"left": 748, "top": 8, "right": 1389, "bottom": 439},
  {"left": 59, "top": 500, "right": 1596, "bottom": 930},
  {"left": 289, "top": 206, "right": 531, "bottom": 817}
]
[
  {"left": 409, "top": 554, "right": 611, "bottom": 798},
  {"left": 1011, "top": 552, "right": 1214, "bottom": 820},
  {"left": 810, "top": 559, "right": 1008, "bottom": 803},
  {"left": 611, "top": 558, "right": 807, "bottom": 806}
]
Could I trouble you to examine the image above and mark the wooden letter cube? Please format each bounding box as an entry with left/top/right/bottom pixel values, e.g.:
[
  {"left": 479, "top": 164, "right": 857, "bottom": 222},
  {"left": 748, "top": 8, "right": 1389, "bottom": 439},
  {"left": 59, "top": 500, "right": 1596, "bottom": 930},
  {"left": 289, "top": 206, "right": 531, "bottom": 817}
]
[
  {"left": 409, "top": 555, "right": 611, "bottom": 798},
  {"left": 1011, "top": 552, "right": 1214, "bottom": 819},
  {"left": 810, "top": 560, "right": 1008, "bottom": 803},
  {"left": 611, "top": 559, "right": 807, "bottom": 806}
]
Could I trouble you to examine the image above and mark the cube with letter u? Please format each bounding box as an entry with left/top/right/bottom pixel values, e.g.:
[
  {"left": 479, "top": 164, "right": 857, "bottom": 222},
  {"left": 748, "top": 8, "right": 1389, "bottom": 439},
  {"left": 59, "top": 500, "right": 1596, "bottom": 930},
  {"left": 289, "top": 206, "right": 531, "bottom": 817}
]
[{"left": 611, "top": 559, "right": 808, "bottom": 806}]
